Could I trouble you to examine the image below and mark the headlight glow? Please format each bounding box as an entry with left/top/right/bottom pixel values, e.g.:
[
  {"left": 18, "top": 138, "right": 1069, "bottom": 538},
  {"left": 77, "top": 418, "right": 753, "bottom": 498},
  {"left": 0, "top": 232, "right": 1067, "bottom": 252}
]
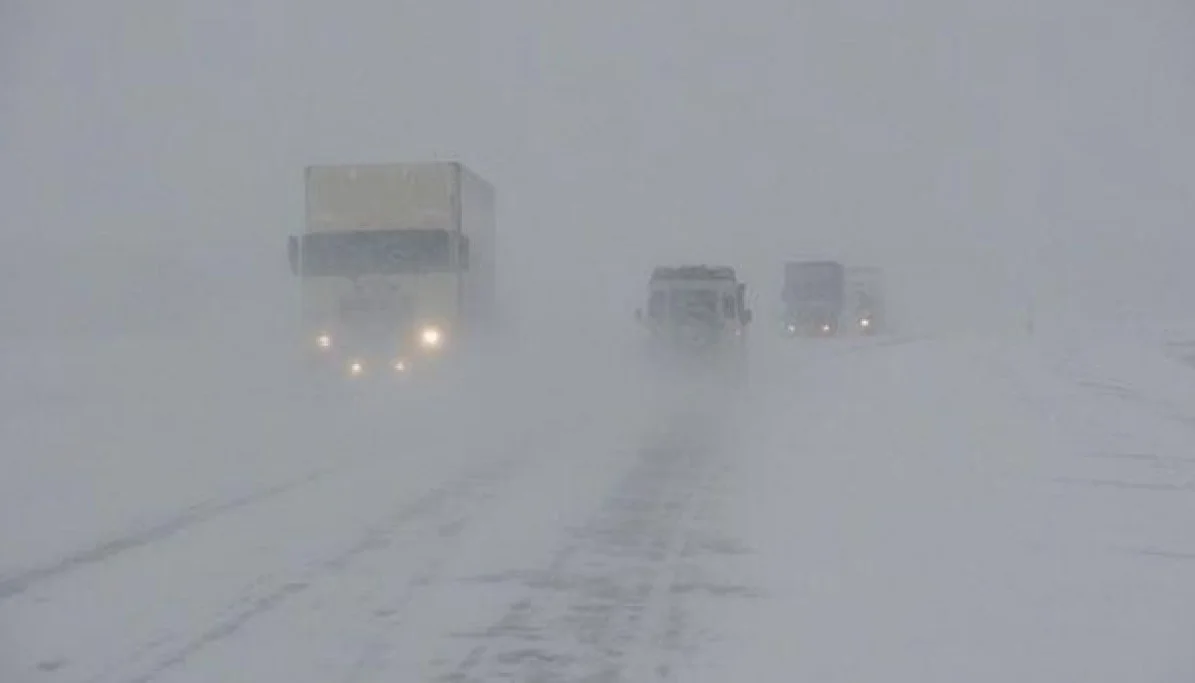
[
  {"left": 860, "top": 318, "right": 871, "bottom": 328},
  {"left": 316, "top": 333, "right": 332, "bottom": 350},
  {"left": 349, "top": 361, "right": 364, "bottom": 376},
  {"left": 393, "top": 359, "right": 407, "bottom": 373},
  {"left": 420, "top": 326, "right": 443, "bottom": 349},
  {"left": 821, "top": 324, "right": 831, "bottom": 333}
]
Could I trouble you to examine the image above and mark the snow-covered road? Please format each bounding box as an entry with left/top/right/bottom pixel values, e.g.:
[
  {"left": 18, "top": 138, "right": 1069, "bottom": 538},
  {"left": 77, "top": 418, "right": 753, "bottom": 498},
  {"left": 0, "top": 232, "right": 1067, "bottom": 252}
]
[{"left": 3, "top": 334, "right": 1193, "bottom": 682}]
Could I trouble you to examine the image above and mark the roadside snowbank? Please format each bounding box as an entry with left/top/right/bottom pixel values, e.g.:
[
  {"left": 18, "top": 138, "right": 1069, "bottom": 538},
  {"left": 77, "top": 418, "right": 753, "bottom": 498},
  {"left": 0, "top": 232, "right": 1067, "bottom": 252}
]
[{"left": 684, "top": 336, "right": 1195, "bottom": 683}]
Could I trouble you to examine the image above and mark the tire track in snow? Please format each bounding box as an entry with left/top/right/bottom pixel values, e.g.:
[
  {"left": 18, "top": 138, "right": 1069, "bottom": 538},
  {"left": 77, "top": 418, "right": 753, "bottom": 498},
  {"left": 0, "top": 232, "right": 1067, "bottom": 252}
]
[
  {"left": 1048, "top": 350, "right": 1195, "bottom": 436},
  {"left": 84, "top": 458, "right": 519, "bottom": 683},
  {"left": 90, "top": 415, "right": 588, "bottom": 683},
  {"left": 438, "top": 412, "right": 721, "bottom": 682},
  {"left": 0, "top": 466, "right": 341, "bottom": 602},
  {"left": 1053, "top": 476, "right": 1195, "bottom": 493},
  {"left": 618, "top": 439, "right": 721, "bottom": 683},
  {"left": 1043, "top": 361, "right": 1195, "bottom": 489},
  {"left": 337, "top": 414, "right": 633, "bottom": 682},
  {"left": 337, "top": 511, "right": 476, "bottom": 683}
]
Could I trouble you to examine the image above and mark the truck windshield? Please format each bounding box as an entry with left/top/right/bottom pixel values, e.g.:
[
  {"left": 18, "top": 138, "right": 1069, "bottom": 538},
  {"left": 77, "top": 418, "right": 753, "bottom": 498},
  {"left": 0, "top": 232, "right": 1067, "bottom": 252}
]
[
  {"left": 298, "top": 229, "right": 455, "bottom": 276},
  {"left": 650, "top": 288, "right": 721, "bottom": 323}
]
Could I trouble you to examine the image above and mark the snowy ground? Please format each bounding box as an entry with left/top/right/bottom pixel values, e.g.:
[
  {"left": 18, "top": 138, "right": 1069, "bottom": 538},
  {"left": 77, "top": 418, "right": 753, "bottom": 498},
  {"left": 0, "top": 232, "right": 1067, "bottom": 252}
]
[{"left": 2, "top": 329, "right": 1194, "bottom": 682}]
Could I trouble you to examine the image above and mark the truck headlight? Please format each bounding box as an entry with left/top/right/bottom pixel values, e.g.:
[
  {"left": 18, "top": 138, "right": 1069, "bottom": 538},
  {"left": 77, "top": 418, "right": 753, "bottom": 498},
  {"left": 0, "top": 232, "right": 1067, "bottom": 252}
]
[
  {"left": 349, "top": 360, "right": 364, "bottom": 376},
  {"left": 420, "top": 326, "right": 443, "bottom": 349},
  {"left": 316, "top": 333, "right": 332, "bottom": 350},
  {"left": 860, "top": 318, "right": 871, "bottom": 328},
  {"left": 393, "top": 359, "right": 408, "bottom": 373}
]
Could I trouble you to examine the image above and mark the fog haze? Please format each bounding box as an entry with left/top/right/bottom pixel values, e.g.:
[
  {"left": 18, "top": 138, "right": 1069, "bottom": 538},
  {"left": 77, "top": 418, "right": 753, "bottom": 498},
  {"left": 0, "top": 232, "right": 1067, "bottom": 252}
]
[
  {"left": 4, "top": 3, "right": 1195, "bottom": 681},
  {"left": 2, "top": 1, "right": 1193, "bottom": 339}
]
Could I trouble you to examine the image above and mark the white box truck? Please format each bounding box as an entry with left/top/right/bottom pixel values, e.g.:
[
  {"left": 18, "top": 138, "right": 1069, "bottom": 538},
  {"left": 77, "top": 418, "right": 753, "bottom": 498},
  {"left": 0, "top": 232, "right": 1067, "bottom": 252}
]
[{"left": 287, "top": 162, "right": 495, "bottom": 378}]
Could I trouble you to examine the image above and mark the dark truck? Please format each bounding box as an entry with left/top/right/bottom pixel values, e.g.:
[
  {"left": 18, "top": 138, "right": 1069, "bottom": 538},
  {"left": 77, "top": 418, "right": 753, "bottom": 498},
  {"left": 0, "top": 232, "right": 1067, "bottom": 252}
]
[{"left": 782, "top": 260, "right": 845, "bottom": 337}]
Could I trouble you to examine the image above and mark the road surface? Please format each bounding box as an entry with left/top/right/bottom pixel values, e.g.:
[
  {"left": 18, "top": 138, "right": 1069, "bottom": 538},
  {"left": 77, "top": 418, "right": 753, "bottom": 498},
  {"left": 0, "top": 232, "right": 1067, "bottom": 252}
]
[{"left": 2, "top": 334, "right": 1193, "bottom": 682}]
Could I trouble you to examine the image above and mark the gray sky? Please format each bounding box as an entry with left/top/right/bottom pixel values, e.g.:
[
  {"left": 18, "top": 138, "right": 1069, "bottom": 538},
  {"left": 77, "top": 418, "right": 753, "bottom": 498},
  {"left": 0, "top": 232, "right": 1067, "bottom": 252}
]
[{"left": 3, "top": 0, "right": 1193, "bottom": 335}]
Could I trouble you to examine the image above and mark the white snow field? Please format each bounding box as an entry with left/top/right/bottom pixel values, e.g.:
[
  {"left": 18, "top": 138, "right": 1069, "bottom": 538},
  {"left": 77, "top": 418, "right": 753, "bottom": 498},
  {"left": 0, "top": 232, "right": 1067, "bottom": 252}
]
[{"left": 2, "top": 331, "right": 1194, "bottom": 682}]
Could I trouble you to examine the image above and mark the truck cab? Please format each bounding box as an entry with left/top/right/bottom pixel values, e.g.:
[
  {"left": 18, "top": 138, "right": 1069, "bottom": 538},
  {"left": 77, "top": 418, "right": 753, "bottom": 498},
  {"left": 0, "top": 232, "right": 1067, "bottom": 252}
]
[
  {"left": 782, "top": 260, "right": 845, "bottom": 337},
  {"left": 636, "top": 266, "right": 752, "bottom": 370},
  {"left": 846, "top": 266, "right": 886, "bottom": 335},
  {"left": 288, "top": 162, "right": 494, "bottom": 380},
  {"left": 288, "top": 228, "right": 464, "bottom": 378}
]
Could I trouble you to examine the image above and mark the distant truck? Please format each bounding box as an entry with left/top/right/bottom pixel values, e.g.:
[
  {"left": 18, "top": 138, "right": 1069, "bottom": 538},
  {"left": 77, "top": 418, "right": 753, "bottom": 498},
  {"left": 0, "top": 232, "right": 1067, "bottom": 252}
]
[
  {"left": 287, "top": 162, "right": 495, "bottom": 378},
  {"left": 845, "top": 266, "right": 886, "bottom": 335},
  {"left": 637, "top": 265, "right": 753, "bottom": 378},
  {"left": 782, "top": 260, "right": 845, "bottom": 336}
]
